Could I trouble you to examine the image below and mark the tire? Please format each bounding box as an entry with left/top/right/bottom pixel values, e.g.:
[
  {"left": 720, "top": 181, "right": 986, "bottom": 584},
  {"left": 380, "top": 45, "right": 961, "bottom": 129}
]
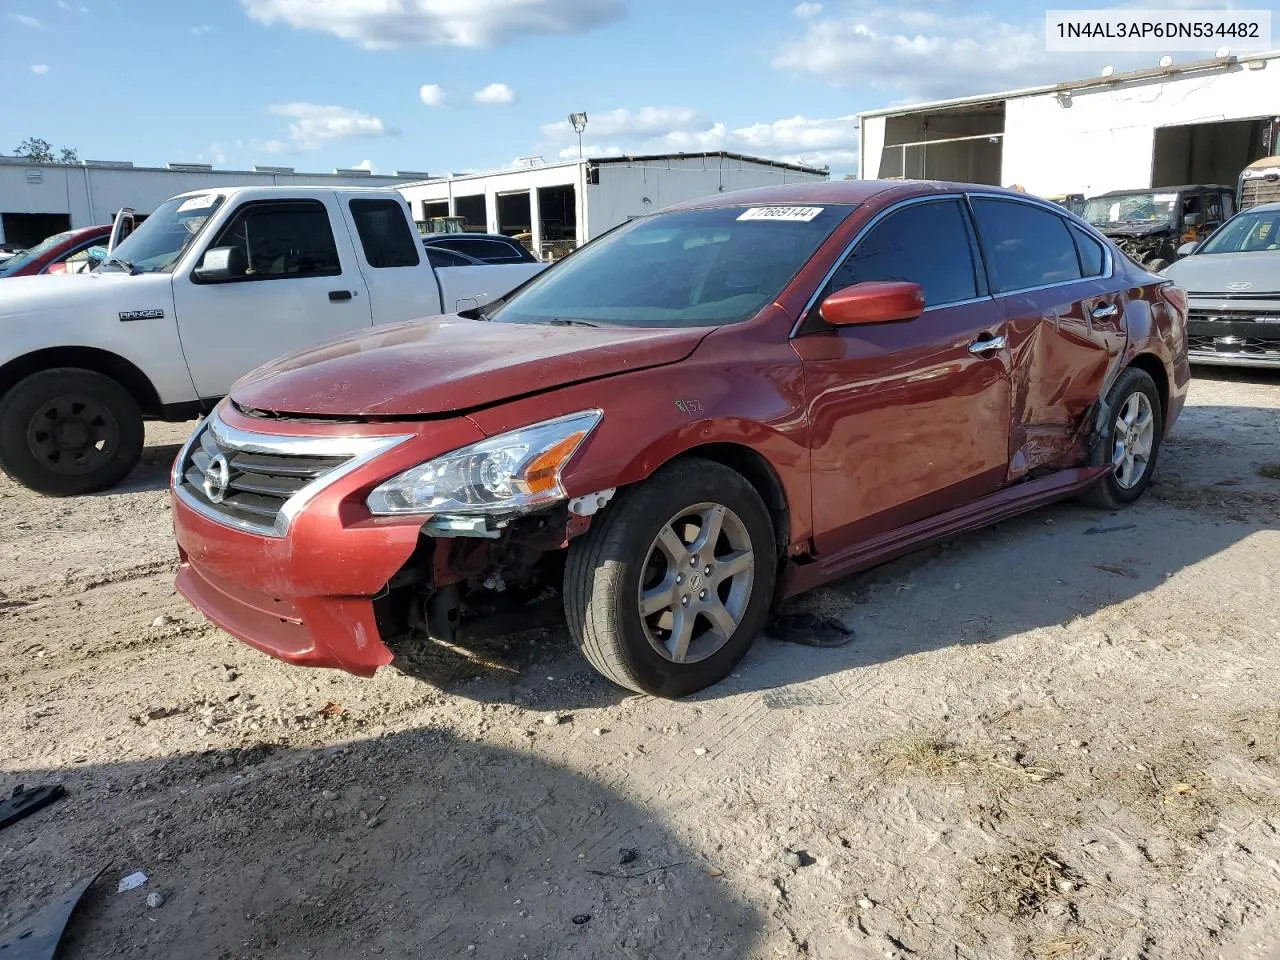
[
  {"left": 1078, "top": 366, "right": 1163, "bottom": 511},
  {"left": 564, "top": 458, "right": 778, "bottom": 697},
  {"left": 0, "top": 368, "right": 144, "bottom": 496}
]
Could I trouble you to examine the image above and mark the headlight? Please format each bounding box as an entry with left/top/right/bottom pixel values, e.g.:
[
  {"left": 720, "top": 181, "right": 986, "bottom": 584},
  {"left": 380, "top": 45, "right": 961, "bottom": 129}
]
[{"left": 366, "top": 410, "right": 602, "bottom": 516}]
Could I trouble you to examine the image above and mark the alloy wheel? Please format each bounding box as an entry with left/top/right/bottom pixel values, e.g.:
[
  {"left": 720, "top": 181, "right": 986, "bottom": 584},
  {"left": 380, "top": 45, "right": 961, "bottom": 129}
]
[{"left": 1112, "top": 392, "right": 1155, "bottom": 490}]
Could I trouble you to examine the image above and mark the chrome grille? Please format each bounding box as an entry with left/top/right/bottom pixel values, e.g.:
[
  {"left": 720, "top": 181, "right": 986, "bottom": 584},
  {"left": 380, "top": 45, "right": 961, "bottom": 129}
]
[{"left": 174, "top": 414, "right": 412, "bottom": 537}]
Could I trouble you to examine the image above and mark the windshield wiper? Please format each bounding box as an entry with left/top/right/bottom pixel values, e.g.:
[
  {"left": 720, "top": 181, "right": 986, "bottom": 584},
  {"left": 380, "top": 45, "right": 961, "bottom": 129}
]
[
  {"left": 102, "top": 257, "right": 137, "bottom": 275},
  {"left": 542, "top": 318, "right": 600, "bottom": 328}
]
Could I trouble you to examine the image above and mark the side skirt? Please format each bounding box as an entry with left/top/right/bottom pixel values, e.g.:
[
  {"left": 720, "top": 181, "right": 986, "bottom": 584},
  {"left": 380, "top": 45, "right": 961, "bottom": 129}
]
[{"left": 779, "top": 466, "right": 1109, "bottom": 599}]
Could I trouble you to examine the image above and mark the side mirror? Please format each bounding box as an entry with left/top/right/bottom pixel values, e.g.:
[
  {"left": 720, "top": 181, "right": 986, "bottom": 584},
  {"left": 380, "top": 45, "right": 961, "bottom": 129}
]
[
  {"left": 1176, "top": 241, "right": 1199, "bottom": 258},
  {"left": 1183, "top": 212, "right": 1202, "bottom": 227},
  {"left": 819, "top": 281, "right": 925, "bottom": 327},
  {"left": 194, "top": 246, "right": 246, "bottom": 282}
]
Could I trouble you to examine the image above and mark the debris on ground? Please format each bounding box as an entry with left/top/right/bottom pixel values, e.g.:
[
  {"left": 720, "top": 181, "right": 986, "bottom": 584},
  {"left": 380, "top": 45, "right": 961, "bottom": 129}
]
[
  {"left": 0, "top": 784, "right": 65, "bottom": 830},
  {"left": 116, "top": 872, "right": 147, "bottom": 893}
]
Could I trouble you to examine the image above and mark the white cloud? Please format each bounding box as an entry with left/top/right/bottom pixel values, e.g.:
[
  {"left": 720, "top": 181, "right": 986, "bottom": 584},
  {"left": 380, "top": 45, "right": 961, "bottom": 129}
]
[
  {"left": 771, "top": 4, "right": 1215, "bottom": 102},
  {"left": 473, "top": 82, "right": 516, "bottom": 104},
  {"left": 30, "top": 64, "right": 49, "bottom": 74},
  {"left": 267, "top": 102, "right": 397, "bottom": 150},
  {"left": 539, "top": 105, "right": 859, "bottom": 172},
  {"left": 55, "top": 0, "right": 69, "bottom": 8},
  {"left": 190, "top": 23, "right": 213, "bottom": 34},
  {"left": 211, "top": 142, "right": 227, "bottom": 164},
  {"left": 351, "top": 159, "right": 376, "bottom": 173},
  {"left": 793, "top": 2, "right": 822, "bottom": 18},
  {"left": 240, "top": 0, "right": 625, "bottom": 49},
  {"left": 7, "top": 13, "right": 41, "bottom": 27},
  {"left": 419, "top": 83, "right": 446, "bottom": 107}
]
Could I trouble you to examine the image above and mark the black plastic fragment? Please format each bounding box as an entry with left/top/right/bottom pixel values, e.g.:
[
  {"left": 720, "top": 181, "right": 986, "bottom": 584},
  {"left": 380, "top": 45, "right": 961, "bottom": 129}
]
[
  {"left": 768, "top": 612, "right": 855, "bottom": 648},
  {"left": 0, "top": 868, "right": 102, "bottom": 960},
  {"left": 0, "top": 785, "right": 65, "bottom": 831}
]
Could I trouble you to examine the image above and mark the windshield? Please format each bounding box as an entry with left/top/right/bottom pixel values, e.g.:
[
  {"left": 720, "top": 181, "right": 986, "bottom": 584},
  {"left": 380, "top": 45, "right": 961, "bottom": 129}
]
[
  {"left": 1084, "top": 191, "right": 1178, "bottom": 227},
  {"left": 486, "top": 204, "right": 852, "bottom": 328},
  {"left": 1196, "top": 209, "right": 1280, "bottom": 255},
  {"left": 0, "top": 231, "right": 76, "bottom": 277},
  {"left": 104, "top": 194, "right": 225, "bottom": 273}
]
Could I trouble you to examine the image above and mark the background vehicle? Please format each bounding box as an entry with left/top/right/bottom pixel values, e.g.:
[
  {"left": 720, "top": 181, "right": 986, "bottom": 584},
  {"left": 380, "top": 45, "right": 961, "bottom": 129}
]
[
  {"left": 1162, "top": 201, "right": 1280, "bottom": 368},
  {"left": 0, "top": 225, "right": 111, "bottom": 278},
  {"left": 1084, "top": 185, "right": 1235, "bottom": 270},
  {"left": 1044, "top": 193, "right": 1086, "bottom": 216},
  {"left": 422, "top": 231, "right": 539, "bottom": 264},
  {"left": 169, "top": 180, "right": 1189, "bottom": 699},
  {"left": 0, "top": 186, "right": 547, "bottom": 496},
  {"left": 1237, "top": 155, "right": 1280, "bottom": 210}
]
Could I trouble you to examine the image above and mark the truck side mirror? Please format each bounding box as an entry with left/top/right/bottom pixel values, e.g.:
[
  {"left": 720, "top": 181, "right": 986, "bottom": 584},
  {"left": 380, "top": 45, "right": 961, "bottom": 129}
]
[
  {"left": 1176, "top": 241, "right": 1199, "bottom": 258},
  {"left": 1183, "top": 212, "right": 1202, "bottom": 227},
  {"left": 194, "top": 246, "right": 246, "bottom": 282}
]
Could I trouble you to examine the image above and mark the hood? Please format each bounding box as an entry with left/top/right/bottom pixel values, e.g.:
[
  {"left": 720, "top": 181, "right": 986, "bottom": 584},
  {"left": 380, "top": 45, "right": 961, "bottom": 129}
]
[
  {"left": 1096, "top": 222, "right": 1172, "bottom": 238},
  {"left": 1161, "top": 251, "right": 1280, "bottom": 295},
  {"left": 0, "top": 270, "right": 157, "bottom": 318},
  {"left": 230, "top": 316, "right": 712, "bottom": 418}
]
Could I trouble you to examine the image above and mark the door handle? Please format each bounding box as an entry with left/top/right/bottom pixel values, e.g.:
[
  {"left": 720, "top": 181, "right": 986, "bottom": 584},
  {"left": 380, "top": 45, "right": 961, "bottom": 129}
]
[
  {"left": 1092, "top": 303, "right": 1118, "bottom": 319},
  {"left": 968, "top": 335, "right": 1005, "bottom": 355},
  {"left": 328, "top": 290, "right": 353, "bottom": 302}
]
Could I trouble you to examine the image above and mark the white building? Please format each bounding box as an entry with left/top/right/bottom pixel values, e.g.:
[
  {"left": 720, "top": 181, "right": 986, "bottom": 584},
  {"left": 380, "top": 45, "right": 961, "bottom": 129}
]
[
  {"left": 858, "top": 51, "right": 1280, "bottom": 198},
  {"left": 397, "top": 152, "right": 828, "bottom": 259},
  {"left": 0, "top": 158, "right": 429, "bottom": 247}
]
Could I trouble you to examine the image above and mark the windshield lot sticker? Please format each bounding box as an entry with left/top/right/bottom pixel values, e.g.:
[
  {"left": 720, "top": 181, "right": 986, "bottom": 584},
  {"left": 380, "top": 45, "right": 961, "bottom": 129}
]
[
  {"left": 119, "top": 308, "right": 165, "bottom": 322},
  {"left": 737, "top": 206, "right": 824, "bottom": 223},
  {"left": 178, "top": 194, "right": 217, "bottom": 212}
]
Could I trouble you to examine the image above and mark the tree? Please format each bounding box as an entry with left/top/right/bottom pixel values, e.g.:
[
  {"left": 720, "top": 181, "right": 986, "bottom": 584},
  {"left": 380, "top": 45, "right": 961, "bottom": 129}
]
[{"left": 14, "top": 137, "right": 79, "bottom": 164}]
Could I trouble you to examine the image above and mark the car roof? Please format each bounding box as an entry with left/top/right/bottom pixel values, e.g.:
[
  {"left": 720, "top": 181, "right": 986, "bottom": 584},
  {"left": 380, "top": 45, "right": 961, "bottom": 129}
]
[
  {"left": 422, "top": 233, "right": 516, "bottom": 241},
  {"left": 1234, "top": 201, "right": 1280, "bottom": 214},
  {"left": 661, "top": 179, "right": 1040, "bottom": 213},
  {"left": 1091, "top": 184, "right": 1232, "bottom": 198}
]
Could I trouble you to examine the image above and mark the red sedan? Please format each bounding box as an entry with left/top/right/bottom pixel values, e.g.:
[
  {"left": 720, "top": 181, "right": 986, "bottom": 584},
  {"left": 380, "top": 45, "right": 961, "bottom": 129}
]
[
  {"left": 0, "top": 225, "right": 111, "bottom": 278},
  {"left": 170, "top": 179, "right": 1189, "bottom": 697}
]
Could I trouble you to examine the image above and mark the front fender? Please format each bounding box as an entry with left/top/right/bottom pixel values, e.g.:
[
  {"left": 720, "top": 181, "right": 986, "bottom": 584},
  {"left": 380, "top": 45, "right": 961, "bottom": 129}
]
[{"left": 464, "top": 320, "right": 814, "bottom": 548}]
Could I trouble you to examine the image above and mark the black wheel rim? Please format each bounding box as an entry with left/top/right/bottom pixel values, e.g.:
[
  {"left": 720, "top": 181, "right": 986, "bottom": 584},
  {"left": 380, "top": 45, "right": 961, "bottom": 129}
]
[{"left": 26, "top": 394, "right": 120, "bottom": 476}]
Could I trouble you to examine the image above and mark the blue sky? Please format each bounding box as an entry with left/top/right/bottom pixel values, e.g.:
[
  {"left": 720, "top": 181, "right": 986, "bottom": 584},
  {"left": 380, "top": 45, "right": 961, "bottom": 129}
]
[{"left": 4, "top": 0, "right": 1275, "bottom": 178}]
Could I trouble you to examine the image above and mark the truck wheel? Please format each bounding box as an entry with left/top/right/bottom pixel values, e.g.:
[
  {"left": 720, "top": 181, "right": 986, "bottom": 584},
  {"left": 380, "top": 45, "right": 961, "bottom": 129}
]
[
  {"left": 564, "top": 459, "right": 777, "bottom": 697},
  {"left": 1079, "top": 366, "right": 1163, "bottom": 511},
  {"left": 0, "top": 368, "right": 144, "bottom": 496}
]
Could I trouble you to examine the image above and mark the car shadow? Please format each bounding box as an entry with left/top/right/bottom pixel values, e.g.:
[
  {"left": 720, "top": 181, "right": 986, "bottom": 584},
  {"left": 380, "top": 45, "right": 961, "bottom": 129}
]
[
  {"left": 2, "top": 732, "right": 760, "bottom": 959},
  {"left": 88, "top": 443, "right": 185, "bottom": 497}
]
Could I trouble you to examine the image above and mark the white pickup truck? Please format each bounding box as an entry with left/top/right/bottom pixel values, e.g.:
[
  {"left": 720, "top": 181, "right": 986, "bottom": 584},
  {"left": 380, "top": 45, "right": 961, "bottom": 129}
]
[{"left": 0, "top": 186, "right": 546, "bottom": 495}]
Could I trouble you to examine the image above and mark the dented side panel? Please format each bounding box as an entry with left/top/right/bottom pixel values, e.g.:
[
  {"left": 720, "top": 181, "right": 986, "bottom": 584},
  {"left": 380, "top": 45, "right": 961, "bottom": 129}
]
[{"left": 1002, "top": 277, "right": 1127, "bottom": 482}]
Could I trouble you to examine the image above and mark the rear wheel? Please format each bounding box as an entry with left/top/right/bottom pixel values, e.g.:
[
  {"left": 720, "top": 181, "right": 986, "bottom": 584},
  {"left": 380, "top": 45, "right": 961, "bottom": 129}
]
[
  {"left": 1079, "top": 366, "right": 1162, "bottom": 510},
  {"left": 564, "top": 459, "right": 777, "bottom": 697},
  {"left": 0, "top": 368, "right": 144, "bottom": 495}
]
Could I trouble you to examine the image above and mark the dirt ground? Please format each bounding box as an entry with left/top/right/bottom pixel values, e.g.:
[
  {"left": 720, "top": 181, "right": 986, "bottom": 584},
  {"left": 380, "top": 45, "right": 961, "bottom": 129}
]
[{"left": 2, "top": 369, "right": 1279, "bottom": 960}]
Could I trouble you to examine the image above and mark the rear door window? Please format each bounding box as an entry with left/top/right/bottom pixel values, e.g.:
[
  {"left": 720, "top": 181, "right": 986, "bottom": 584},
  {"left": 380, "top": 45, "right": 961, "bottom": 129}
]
[
  {"left": 444, "top": 237, "right": 525, "bottom": 263},
  {"left": 349, "top": 199, "right": 421, "bottom": 268},
  {"left": 825, "top": 199, "right": 980, "bottom": 308},
  {"left": 1070, "top": 225, "right": 1106, "bottom": 278},
  {"left": 971, "top": 199, "right": 1082, "bottom": 293}
]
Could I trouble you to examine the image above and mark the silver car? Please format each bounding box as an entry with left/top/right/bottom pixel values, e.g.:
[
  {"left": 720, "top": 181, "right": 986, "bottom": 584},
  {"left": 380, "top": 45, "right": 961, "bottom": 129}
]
[{"left": 1162, "top": 202, "right": 1280, "bottom": 369}]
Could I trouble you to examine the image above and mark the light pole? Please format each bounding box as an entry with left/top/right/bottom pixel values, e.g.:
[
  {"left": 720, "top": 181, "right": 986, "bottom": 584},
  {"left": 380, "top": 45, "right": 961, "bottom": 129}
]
[{"left": 568, "top": 112, "right": 588, "bottom": 160}]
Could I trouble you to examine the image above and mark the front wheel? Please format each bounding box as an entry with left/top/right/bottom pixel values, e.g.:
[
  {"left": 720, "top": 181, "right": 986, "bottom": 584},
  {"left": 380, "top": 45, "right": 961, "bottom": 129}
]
[
  {"left": 0, "top": 368, "right": 144, "bottom": 495},
  {"left": 564, "top": 459, "right": 777, "bottom": 697},
  {"left": 1079, "top": 366, "right": 1163, "bottom": 510}
]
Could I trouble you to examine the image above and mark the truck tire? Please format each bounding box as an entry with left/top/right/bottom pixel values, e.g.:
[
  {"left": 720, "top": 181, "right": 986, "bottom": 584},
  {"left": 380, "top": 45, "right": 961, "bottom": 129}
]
[
  {"left": 0, "top": 368, "right": 144, "bottom": 496},
  {"left": 564, "top": 458, "right": 777, "bottom": 697},
  {"left": 1078, "top": 366, "right": 1163, "bottom": 511}
]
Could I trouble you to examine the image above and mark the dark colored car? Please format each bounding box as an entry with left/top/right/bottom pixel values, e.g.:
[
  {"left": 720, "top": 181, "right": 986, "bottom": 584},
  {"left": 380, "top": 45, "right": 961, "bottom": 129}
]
[
  {"left": 1083, "top": 185, "right": 1235, "bottom": 271},
  {"left": 422, "top": 232, "right": 538, "bottom": 264},
  {"left": 170, "top": 180, "right": 1189, "bottom": 698},
  {"left": 0, "top": 225, "right": 111, "bottom": 278},
  {"left": 1163, "top": 201, "right": 1280, "bottom": 368},
  {"left": 421, "top": 244, "right": 485, "bottom": 269}
]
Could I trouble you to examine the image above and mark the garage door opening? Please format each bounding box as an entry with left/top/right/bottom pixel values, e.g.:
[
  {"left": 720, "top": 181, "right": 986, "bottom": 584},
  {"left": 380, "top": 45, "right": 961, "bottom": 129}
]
[
  {"left": 1152, "top": 118, "right": 1276, "bottom": 188},
  {"left": 453, "top": 195, "right": 487, "bottom": 232},
  {"left": 421, "top": 200, "right": 448, "bottom": 221},
  {"left": 496, "top": 191, "right": 531, "bottom": 240},
  {"left": 1, "top": 212, "right": 72, "bottom": 249},
  {"left": 537, "top": 184, "right": 577, "bottom": 260},
  {"left": 878, "top": 102, "right": 1005, "bottom": 183}
]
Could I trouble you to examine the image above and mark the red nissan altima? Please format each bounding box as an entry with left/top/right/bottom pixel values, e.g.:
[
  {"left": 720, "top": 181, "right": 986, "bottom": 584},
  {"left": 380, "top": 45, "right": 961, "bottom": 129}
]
[{"left": 169, "top": 179, "right": 1190, "bottom": 697}]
